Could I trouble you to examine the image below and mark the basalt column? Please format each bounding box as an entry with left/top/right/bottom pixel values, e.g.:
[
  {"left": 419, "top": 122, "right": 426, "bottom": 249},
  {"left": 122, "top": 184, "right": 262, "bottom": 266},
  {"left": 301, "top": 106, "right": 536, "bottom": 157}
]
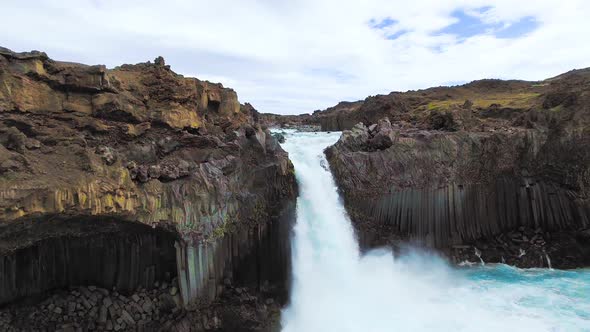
[
  {"left": 326, "top": 120, "right": 590, "bottom": 268},
  {"left": 175, "top": 202, "right": 295, "bottom": 307},
  {"left": 0, "top": 217, "right": 178, "bottom": 306}
]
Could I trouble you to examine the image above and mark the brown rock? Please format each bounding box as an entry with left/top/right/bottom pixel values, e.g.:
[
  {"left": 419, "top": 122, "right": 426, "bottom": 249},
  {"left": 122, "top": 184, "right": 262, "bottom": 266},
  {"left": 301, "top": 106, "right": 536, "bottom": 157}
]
[
  {"left": 0, "top": 127, "right": 27, "bottom": 154},
  {"left": 0, "top": 47, "right": 297, "bottom": 313},
  {"left": 154, "top": 56, "right": 165, "bottom": 67}
]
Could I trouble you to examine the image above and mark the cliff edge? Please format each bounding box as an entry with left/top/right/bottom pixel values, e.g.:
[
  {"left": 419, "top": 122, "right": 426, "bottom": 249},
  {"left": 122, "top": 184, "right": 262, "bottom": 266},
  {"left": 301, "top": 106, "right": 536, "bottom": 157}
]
[
  {"left": 0, "top": 46, "right": 297, "bottom": 330},
  {"left": 324, "top": 71, "right": 590, "bottom": 268}
]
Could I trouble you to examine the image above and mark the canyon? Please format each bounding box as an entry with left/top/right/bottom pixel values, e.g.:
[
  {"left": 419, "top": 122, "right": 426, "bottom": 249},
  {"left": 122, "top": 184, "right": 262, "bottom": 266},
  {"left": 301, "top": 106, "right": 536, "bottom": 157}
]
[
  {"left": 278, "top": 130, "right": 590, "bottom": 332},
  {"left": 1, "top": 45, "right": 590, "bottom": 331},
  {"left": 266, "top": 69, "right": 590, "bottom": 269}
]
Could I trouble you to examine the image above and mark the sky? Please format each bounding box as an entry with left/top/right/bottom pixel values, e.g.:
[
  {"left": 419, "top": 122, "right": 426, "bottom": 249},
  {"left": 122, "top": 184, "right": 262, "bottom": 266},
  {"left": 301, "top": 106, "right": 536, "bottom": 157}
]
[{"left": 1, "top": 0, "right": 589, "bottom": 115}]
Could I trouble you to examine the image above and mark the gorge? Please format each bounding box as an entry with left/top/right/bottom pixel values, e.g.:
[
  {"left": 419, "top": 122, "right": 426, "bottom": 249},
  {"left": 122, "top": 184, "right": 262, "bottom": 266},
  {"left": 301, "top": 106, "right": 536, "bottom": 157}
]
[
  {"left": 279, "top": 130, "right": 590, "bottom": 332},
  {"left": 0, "top": 46, "right": 589, "bottom": 331},
  {"left": 265, "top": 69, "right": 590, "bottom": 270}
]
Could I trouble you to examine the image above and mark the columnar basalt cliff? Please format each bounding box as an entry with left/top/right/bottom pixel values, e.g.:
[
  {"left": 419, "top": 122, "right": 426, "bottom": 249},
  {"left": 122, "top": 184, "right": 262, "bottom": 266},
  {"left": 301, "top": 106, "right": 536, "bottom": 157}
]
[
  {"left": 0, "top": 47, "right": 296, "bottom": 330},
  {"left": 324, "top": 71, "right": 590, "bottom": 268}
]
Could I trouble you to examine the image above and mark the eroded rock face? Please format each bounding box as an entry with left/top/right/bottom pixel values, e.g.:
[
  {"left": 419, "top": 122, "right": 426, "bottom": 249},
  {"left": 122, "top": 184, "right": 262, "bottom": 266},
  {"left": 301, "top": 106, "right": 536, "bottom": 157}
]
[
  {"left": 0, "top": 46, "right": 296, "bottom": 237},
  {"left": 326, "top": 77, "right": 590, "bottom": 268},
  {"left": 0, "top": 47, "right": 297, "bottom": 311}
]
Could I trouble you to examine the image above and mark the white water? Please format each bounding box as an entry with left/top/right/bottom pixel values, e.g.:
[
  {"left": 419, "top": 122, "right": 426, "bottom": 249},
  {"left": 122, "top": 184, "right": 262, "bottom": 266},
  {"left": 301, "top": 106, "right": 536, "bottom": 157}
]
[
  {"left": 474, "top": 247, "right": 485, "bottom": 266},
  {"left": 546, "top": 253, "right": 553, "bottom": 270},
  {"left": 279, "top": 130, "right": 590, "bottom": 332}
]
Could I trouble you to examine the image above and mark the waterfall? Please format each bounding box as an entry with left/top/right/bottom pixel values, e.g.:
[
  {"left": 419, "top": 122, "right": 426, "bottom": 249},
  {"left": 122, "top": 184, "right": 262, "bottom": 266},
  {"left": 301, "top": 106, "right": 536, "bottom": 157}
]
[
  {"left": 545, "top": 253, "right": 553, "bottom": 269},
  {"left": 474, "top": 247, "right": 485, "bottom": 266},
  {"left": 277, "top": 130, "right": 587, "bottom": 332}
]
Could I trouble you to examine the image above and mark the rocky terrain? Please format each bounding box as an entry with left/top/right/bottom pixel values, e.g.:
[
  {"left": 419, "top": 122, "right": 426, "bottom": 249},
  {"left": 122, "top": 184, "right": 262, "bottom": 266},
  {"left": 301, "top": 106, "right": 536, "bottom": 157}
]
[
  {"left": 259, "top": 113, "right": 320, "bottom": 132},
  {"left": 260, "top": 101, "right": 364, "bottom": 131},
  {"left": 0, "top": 278, "right": 284, "bottom": 332},
  {"left": 263, "top": 69, "right": 590, "bottom": 132},
  {"left": 322, "top": 70, "right": 590, "bottom": 268},
  {"left": 0, "top": 47, "right": 297, "bottom": 330},
  {"left": 2, "top": 41, "right": 590, "bottom": 329}
]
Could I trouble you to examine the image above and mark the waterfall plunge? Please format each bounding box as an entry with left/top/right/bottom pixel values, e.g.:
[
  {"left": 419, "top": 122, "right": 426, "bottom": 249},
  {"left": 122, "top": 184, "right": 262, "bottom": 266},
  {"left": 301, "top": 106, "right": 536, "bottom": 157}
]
[{"left": 278, "top": 130, "right": 590, "bottom": 332}]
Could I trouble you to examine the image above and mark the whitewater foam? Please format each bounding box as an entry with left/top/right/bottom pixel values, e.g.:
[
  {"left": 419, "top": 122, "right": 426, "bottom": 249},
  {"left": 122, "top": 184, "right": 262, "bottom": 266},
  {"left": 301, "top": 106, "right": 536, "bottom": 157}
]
[{"left": 278, "top": 130, "right": 590, "bottom": 332}]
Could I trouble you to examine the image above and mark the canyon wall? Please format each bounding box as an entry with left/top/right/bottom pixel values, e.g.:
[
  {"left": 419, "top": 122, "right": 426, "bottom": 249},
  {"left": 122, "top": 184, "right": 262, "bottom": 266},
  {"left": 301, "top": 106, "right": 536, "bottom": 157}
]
[
  {"left": 259, "top": 101, "right": 362, "bottom": 131},
  {"left": 0, "top": 217, "right": 178, "bottom": 305},
  {"left": 0, "top": 47, "right": 297, "bottom": 312},
  {"left": 324, "top": 71, "right": 590, "bottom": 268}
]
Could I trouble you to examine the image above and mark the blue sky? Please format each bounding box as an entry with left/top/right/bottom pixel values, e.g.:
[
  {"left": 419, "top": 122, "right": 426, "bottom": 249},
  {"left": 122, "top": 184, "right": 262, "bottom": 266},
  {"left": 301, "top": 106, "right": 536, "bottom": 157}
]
[
  {"left": 0, "top": 0, "right": 589, "bottom": 114},
  {"left": 437, "top": 8, "right": 539, "bottom": 39}
]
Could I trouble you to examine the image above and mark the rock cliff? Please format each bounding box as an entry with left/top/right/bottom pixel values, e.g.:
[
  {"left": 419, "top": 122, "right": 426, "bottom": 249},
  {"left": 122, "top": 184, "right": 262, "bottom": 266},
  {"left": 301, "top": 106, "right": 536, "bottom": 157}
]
[
  {"left": 0, "top": 46, "right": 297, "bottom": 330},
  {"left": 325, "top": 70, "right": 590, "bottom": 268},
  {"left": 259, "top": 102, "right": 362, "bottom": 131}
]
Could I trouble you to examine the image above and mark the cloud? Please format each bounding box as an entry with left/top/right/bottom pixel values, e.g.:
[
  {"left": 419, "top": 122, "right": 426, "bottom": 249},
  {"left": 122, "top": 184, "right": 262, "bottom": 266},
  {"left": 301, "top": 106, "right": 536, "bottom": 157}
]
[
  {"left": 370, "top": 17, "right": 399, "bottom": 29},
  {"left": 494, "top": 17, "right": 539, "bottom": 39},
  {"left": 1, "top": 0, "right": 589, "bottom": 114}
]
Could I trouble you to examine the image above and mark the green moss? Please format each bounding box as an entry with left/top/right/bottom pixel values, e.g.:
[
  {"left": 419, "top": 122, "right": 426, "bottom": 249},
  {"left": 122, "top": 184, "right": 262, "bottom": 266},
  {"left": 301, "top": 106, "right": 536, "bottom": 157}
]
[
  {"left": 207, "top": 210, "right": 239, "bottom": 242},
  {"left": 178, "top": 220, "right": 199, "bottom": 233},
  {"left": 427, "top": 92, "right": 540, "bottom": 111},
  {"left": 212, "top": 221, "right": 228, "bottom": 239},
  {"left": 427, "top": 100, "right": 459, "bottom": 111},
  {"left": 251, "top": 200, "right": 269, "bottom": 222}
]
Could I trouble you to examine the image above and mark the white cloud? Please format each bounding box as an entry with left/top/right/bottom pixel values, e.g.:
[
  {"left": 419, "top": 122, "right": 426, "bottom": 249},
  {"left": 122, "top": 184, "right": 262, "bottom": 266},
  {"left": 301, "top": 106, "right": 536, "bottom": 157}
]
[{"left": 1, "top": 0, "right": 589, "bottom": 114}]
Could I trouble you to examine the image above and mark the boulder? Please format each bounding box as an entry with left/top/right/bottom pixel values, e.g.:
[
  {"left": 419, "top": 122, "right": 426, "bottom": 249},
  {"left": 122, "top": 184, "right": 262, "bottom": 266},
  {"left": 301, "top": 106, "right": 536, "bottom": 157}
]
[
  {"left": 0, "top": 127, "right": 27, "bottom": 154},
  {"left": 367, "top": 118, "right": 397, "bottom": 150},
  {"left": 338, "top": 122, "right": 369, "bottom": 150},
  {"left": 271, "top": 132, "right": 286, "bottom": 143}
]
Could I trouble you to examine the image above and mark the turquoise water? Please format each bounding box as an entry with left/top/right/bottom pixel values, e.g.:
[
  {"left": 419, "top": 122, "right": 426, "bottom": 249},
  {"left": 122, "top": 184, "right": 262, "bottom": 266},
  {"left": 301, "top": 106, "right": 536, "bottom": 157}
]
[
  {"left": 461, "top": 264, "right": 590, "bottom": 327},
  {"left": 278, "top": 130, "right": 590, "bottom": 332}
]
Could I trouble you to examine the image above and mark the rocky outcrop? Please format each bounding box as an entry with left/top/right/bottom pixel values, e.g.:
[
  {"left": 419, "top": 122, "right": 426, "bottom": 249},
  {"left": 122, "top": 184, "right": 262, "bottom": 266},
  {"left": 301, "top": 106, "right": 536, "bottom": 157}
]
[
  {"left": 259, "top": 102, "right": 362, "bottom": 131},
  {"left": 259, "top": 112, "right": 321, "bottom": 131},
  {"left": 0, "top": 46, "right": 297, "bottom": 323},
  {"left": 325, "top": 69, "right": 590, "bottom": 269},
  {"left": 314, "top": 101, "right": 365, "bottom": 131}
]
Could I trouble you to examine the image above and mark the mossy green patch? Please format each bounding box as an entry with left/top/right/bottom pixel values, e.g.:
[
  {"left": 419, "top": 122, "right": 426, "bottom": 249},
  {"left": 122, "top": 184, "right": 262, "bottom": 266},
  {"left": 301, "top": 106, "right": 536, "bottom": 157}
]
[
  {"left": 549, "top": 105, "right": 564, "bottom": 113},
  {"left": 427, "top": 92, "right": 540, "bottom": 111}
]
